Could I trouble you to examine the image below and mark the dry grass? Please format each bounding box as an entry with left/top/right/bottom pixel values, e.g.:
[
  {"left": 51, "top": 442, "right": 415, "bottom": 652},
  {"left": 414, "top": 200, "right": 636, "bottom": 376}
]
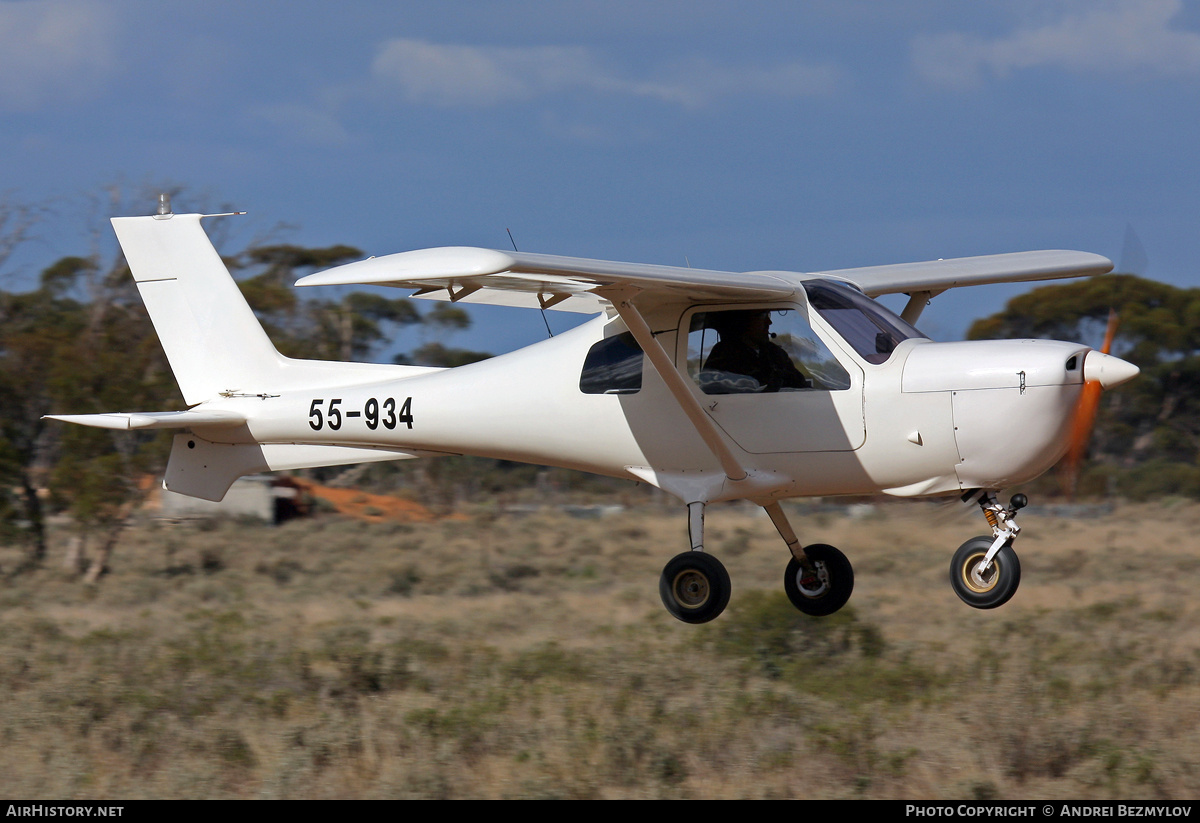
[{"left": 0, "top": 499, "right": 1197, "bottom": 799}]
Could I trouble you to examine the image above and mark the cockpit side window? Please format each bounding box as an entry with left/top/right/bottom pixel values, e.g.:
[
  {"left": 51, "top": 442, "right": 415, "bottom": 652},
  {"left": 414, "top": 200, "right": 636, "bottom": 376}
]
[
  {"left": 687, "top": 308, "right": 851, "bottom": 395},
  {"left": 803, "top": 281, "right": 927, "bottom": 365},
  {"left": 579, "top": 331, "right": 643, "bottom": 394}
]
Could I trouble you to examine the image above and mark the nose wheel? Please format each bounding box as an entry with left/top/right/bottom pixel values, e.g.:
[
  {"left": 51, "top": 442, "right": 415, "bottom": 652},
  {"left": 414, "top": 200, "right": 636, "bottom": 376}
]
[{"left": 950, "top": 536, "right": 1021, "bottom": 609}]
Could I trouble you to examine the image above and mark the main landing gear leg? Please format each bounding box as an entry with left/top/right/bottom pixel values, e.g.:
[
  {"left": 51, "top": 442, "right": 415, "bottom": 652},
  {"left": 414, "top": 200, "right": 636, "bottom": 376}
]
[
  {"left": 764, "top": 501, "right": 853, "bottom": 617},
  {"left": 659, "top": 501, "right": 731, "bottom": 624},
  {"left": 949, "top": 490, "right": 1026, "bottom": 609}
]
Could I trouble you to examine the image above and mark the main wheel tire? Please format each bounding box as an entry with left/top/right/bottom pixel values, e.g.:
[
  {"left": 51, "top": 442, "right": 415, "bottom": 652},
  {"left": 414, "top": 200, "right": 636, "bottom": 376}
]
[
  {"left": 949, "top": 536, "right": 1021, "bottom": 609},
  {"left": 784, "top": 543, "right": 853, "bottom": 616},
  {"left": 660, "top": 551, "right": 731, "bottom": 624}
]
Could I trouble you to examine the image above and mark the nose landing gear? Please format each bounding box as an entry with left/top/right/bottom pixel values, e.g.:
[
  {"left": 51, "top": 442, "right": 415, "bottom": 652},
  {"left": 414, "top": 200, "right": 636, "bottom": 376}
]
[{"left": 951, "top": 491, "right": 1026, "bottom": 608}]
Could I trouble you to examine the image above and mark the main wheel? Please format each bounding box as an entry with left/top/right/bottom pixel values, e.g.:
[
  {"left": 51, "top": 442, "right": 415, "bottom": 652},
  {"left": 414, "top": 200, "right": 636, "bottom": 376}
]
[
  {"left": 660, "top": 551, "right": 731, "bottom": 624},
  {"left": 784, "top": 543, "right": 853, "bottom": 616},
  {"left": 949, "top": 536, "right": 1021, "bottom": 609}
]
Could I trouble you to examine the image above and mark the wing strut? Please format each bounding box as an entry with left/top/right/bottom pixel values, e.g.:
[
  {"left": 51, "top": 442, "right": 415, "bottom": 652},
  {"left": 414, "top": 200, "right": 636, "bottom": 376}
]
[
  {"left": 606, "top": 289, "right": 748, "bottom": 482},
  {"left": 900, "top": 290, "right": 940, "bottom": 325}
]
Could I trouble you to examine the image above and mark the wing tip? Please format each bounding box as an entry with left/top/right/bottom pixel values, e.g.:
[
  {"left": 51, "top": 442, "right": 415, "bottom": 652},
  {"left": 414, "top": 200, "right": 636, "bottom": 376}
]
[{"left": 297, "top": 247, "right": 515, "bottom": 288}]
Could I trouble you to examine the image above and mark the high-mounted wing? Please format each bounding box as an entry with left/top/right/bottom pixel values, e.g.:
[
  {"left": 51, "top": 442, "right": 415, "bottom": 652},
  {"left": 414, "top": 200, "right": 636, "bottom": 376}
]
[
  {"left": 816, "top": 250, "right": 1113, "bottom": 297},
  {"left": 296, "top": 246, "right": 1113, "bottom": 312},
  {"left": 295, "top": 247, "right": 795, "bottom": 312}
]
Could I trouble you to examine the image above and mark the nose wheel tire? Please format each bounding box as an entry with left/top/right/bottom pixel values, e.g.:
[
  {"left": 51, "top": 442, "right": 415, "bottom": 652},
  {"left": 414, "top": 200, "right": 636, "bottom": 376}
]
[
  {"left": 784, "top": 543, "right": 853, "bottom": 616},
  {"left": 950, "top": 536, "right": 1021, "bottom": 609},
  {"left": 660, "top": 551, "right": 731, "bottom": 624}
]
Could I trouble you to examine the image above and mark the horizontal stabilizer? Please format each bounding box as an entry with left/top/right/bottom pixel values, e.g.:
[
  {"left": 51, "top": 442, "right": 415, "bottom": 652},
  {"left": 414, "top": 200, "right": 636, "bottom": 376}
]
[
  {"left": 43, "top": 409, "right": 248, "bottom": 430},
  {"left": 164, "top": 434, "right": 434, "bottom": 501}
]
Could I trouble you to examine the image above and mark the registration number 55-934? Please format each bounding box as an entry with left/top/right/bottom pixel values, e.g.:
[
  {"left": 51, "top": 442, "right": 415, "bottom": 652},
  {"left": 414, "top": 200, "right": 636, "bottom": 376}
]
[{"left": 308, "top": 397, "right": 413, "bottom": 431}]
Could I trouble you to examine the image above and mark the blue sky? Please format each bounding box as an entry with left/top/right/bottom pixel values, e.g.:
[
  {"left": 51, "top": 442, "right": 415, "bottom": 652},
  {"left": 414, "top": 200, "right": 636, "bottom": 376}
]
[{"left": 3, "top": 0, "right": 1199, "bottom": 354}]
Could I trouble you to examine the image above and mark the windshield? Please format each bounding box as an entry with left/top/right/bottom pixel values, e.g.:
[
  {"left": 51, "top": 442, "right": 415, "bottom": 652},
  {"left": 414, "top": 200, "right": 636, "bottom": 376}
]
[{"left": 803, "top": 281, "right": 927, "bottom": 365}]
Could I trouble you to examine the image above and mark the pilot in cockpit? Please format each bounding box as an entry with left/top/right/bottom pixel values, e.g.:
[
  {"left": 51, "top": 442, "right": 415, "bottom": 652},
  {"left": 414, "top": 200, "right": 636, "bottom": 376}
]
[{"left": 703, "top": 309, "right": 810, "bottom": 393}]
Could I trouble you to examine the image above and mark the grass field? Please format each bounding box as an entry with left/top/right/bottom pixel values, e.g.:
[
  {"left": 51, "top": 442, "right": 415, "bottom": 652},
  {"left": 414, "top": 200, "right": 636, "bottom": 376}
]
[{"left": 0, "top": 499, "right": 1197, "bottom": 799}]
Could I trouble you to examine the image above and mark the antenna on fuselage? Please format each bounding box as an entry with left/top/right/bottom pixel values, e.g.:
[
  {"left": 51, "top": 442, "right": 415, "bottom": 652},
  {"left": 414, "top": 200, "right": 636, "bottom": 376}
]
[{"left": 507, "top": 227, "right": 554, "bottom": 339}]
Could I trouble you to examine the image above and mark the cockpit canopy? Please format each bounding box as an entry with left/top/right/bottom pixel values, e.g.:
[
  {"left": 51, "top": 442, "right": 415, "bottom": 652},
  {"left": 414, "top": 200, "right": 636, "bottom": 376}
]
[{"left": 802, "top": 280, "right": 927, "bottom": 365}]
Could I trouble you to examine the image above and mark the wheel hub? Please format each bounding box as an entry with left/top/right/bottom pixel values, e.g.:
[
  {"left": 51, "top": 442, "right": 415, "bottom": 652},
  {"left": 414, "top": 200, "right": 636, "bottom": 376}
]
[
  {"left": 673, "top": 570, "right": 711, "bottom": 609},
  {"left": 963, "top": 553, "right": 998, "bottom": 593},
  {"left": 797, "top": 562, "right": 829, "bottom": 598}
]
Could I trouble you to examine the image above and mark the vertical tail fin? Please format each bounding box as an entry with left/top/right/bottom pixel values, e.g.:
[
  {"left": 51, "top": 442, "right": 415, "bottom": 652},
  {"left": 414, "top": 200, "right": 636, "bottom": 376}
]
[
  {"left": 111, "top": 212, "right": 284, "bottom": 405},
  {"left": 53, "top": 207, "right": 435, "bottom": 503}
]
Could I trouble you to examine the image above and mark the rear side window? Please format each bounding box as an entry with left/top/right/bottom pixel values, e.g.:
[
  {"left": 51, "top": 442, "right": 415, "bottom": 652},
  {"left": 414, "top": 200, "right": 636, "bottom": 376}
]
[{"left": 580, "top": 332, "right": 643, "bottom": 394}]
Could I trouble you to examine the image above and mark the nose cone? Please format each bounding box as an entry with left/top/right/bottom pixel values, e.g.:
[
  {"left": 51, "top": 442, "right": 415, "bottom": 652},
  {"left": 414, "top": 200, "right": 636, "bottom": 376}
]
[{"left": 1083, "top": 350, "right": 1140, "bottom": 389}]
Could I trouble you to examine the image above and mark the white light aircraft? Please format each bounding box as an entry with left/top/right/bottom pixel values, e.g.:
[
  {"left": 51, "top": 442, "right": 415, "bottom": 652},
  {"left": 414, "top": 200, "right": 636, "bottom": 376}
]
[{"left": 48, "top": 197, "right": 1140, "bottom": 623}]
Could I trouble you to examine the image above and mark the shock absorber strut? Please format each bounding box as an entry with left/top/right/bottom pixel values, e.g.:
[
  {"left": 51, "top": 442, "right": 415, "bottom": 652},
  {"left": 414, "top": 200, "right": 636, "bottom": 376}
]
[{"left": 963, "top": 490, "right": 1027, "bottom": 572}]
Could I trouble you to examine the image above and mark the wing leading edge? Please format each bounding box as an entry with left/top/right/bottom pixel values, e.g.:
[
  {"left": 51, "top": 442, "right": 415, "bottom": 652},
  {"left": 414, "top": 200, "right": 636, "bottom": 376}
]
[{"left": 296, "top": 246, "right": 1113, "bottom": 311}]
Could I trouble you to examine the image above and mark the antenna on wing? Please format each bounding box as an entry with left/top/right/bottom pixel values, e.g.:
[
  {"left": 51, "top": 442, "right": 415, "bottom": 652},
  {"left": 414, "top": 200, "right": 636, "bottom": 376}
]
[{"left": 508, "top": 227, "right": 554, "bottom": 339}]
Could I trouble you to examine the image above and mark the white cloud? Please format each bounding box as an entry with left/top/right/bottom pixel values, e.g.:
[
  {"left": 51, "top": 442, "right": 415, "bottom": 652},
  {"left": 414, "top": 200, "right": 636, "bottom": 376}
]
[
  {"left": 912, "top": 0, "right": 1200, "bottom": 88},
  {"left": 640, "top": 58, "right": 842, "bottom": 108},
  {"left": 250, "top": 103, "right": 352, "bottom": 146},
  {"left": 0, "top": 0, "right": 117, "bottom": 109},
  {"left": 372, "top": 40, "right": 603, "bottom": 106},
  {"left": 371, "top": 38, "right": 840, "bottom": 108}
]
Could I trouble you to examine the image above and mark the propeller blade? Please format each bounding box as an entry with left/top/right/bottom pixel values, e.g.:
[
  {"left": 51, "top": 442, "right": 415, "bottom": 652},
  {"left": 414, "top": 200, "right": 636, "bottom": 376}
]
[
  {"left": 1060, "top": 310, "right": 1125, "bottom": 497},
  {"left": 1061, "top": 379, "right": 1103, "bottom": 496},
  {"left": 1116, "top": 224, "right": 1148, "bottom": 277},
  {"left": 1100, "top": 308, "right": 1119, "bottom": 354}
]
